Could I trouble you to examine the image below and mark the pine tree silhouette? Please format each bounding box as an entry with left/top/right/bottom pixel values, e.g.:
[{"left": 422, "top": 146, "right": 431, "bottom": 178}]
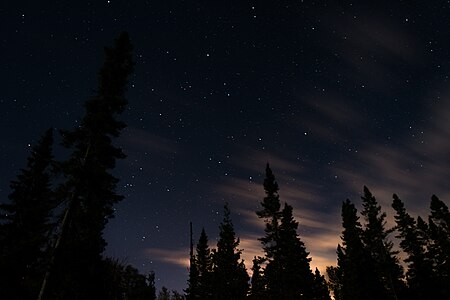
[
  {"left": 392, "top": 194, "right": 435, "bottom": 300},
  {"left": 41, "top": 32, "right": 134, "bottom": 299},
  {"left": 338, "top": 199, "right": 385, "bottom": 300},
  {"left": 195, "top": 228, "right": 213, "bottom": 299},
  {"left": 211, "top": 203, "right": 249, "bottom": 299},
  {"left": 312, "top": 268, "right": 332, "bottom": 300},
  {"left": 256, "top": 164, "right": 329, "bottom": 299},
  {"left": 249, "top": 257, "right": 266, "bottom": 300},
  {"left": 360, "top": 186, "right": 406, "bottom": 300}
]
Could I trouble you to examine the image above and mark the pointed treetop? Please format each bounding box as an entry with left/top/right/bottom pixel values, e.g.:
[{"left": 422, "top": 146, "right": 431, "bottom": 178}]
[
  {"left": 430, "top": 195, "right": 450, "bottom": 228},
  {"left": 97, "top": 31, "right": 134, "bottom": 107},
  {"left": 257, "top": 163, "right": 281, "bottom": 219},
  {"left": 264, "top": 163, "right": 279, "bottom": 197},
  {"left": 342, "top": 199, "right": 360, "bottom": 229}
]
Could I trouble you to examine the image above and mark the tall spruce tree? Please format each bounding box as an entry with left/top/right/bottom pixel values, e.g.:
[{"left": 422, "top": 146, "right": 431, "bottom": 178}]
[
  {"left": 256, "top": 164, "right": 325, "bottom": 299},
  {"left": 256, "top": 163, "right": 281, "bottom": 260},
  {"left": 211, "top": 204, "right": 249, "bottom": 300},
  {"left": 391, "top": 194, "right": 435, "bottom": 300},
  {"left": 270, "top": 203, "right": 316, "bottom": 299},
  {"left": 256, "top": 163, "right": 281, "bottom": 298},
  {"left": 0, "top": 129, "right": 55, "bottom": 299},
  {"left": 42, "top": 32, "right": 134, "bottom": 299},
  {"left": 360, "top": 186, "right": 405, "bottom": 300},
  {"left": 194, "top": 228, "right": 213, "bottom": 299},
  {"left": 338, "top": 199, "right": 385, "bottom": 300}
]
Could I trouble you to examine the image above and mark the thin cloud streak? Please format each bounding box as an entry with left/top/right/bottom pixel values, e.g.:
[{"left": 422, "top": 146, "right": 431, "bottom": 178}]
[
  {"left": 229, "top": 147, "right": 306, "bottom": 175},
  {"left": 120, "top": 127, "right": 179, "bottom": 155},
  {"left": 335, "top": 91, "right": 450, "bottom": 226},
  {"left": 144, "top": 247, "right": 190, "bottom": 269},
  {"left": 320, "top": 9, "right": 422, "bottom": 93}
]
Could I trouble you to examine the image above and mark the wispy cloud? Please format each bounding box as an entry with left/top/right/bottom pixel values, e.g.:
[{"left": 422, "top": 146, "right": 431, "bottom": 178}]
[
  {"left": 229, "top": 147, "right": 306, "bottom": 175},
  {"left": 144, "top": 247, "right": 190, "bottom": 269},
  {"left": 335, "top": 94, "right": 450, "bottom": 219},
  {"left": 288, "top": 89, "right": 369, "bottom": 147},
  {"left": 119, "top": 127, "right": 179, "bottom": 155},
  {"left": 321, "top": 9, "right": 422, "bottom": 93}
]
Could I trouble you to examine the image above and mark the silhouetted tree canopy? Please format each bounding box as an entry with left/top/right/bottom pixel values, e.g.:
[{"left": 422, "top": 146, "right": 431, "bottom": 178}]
[
  {"left": 0, "top": 129, "right": 55, "bottom": 299},
  {"left": 249, "top": 257, "right": 265, "bottom": 300},
  {"left": 337, "top": 199, "right": 386, "bottom": 300},
  {"left": 190, "top": 228, "right": 213, "bottom": 299},
  {"left": 256, "top": 164, "right": 330, "bottom": 299},
  {"left": 43, "top": 32, "right": 134, "bottom": 299},
  {"left": 211, "top": 203, "right": 249, "bottom": 299},
  {"left": 361, "top": 186, "right": 406, "bottom": 299}
]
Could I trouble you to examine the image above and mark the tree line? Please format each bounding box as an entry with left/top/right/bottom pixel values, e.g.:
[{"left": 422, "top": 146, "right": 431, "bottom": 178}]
[
  {"left": 185, "top": 165, "right": 449, "bottom": 300},
  {"left": 1, "top": 33, "right": 449, "bottom": 299},
  {"left": 326, "top": 187, "right": 449, "bottom": 300}
]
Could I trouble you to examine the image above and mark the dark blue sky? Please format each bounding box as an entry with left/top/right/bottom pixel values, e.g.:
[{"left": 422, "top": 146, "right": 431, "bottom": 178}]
[{"left": 1, "top": 0, "right": 449, "bottom": 292}]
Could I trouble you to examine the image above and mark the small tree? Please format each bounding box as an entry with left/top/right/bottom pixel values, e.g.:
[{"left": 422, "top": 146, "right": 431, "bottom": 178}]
[
  {"left": 101, "top": 258, "right": 156, "bottom": 300},
  {"left": 171, "top": 290, "right": 185, "bottom": 300},
  {"left": 158, "top": 287, "right": 171, "bottom": 300}
]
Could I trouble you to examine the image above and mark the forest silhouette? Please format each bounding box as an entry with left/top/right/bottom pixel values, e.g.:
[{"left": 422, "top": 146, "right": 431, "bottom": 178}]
[{"left": 0, "top": 33, "right": 449, "bottom": 300}]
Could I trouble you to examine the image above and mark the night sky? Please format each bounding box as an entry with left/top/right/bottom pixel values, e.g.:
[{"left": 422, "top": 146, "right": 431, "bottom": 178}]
[{"left": 1, "top": 0, "right": 449, "bottom": 292}]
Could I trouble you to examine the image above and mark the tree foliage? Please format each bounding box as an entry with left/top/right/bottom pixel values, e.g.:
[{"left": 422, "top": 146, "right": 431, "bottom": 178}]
[
  {"left": 0, "top": 129, "right": 55, "bottom": 299},
  {"left": 102, "top": 258, "right": 157, "bottom": 300},
  {"left": 360, "top": 186, "right": 405, "bottom": 299},
  {"left": 392, "top": 194, "right": 434, "bottom": 299},
  {"left": 337, "top": 199, "right": 386, "bottom": 300},
  {"left": 256, "top": 163, "right": 281, "bottom": 261},
  {"left": 392, "top": 194, "right": 450, "bottom": 299},
  {"left": 45, "top": 32, "right": 134, "bottom": 299},
  {"left": 211, "top": 203, "right": 249, "bottom": 299},
  {"left": 249, "top": 257, "right": 265, "bottom": 300},
  {"left": 256, "top": 164, "right": 330, "bottom": 299},
  {"left": 191, "top": 228, "right": 213, "bottom": 299},
  {"left": 428, "top": 195, "right": 450, "bottom": 296},
  {"left": 313, "top": 268, "right": 332, "bottom": 300}
]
